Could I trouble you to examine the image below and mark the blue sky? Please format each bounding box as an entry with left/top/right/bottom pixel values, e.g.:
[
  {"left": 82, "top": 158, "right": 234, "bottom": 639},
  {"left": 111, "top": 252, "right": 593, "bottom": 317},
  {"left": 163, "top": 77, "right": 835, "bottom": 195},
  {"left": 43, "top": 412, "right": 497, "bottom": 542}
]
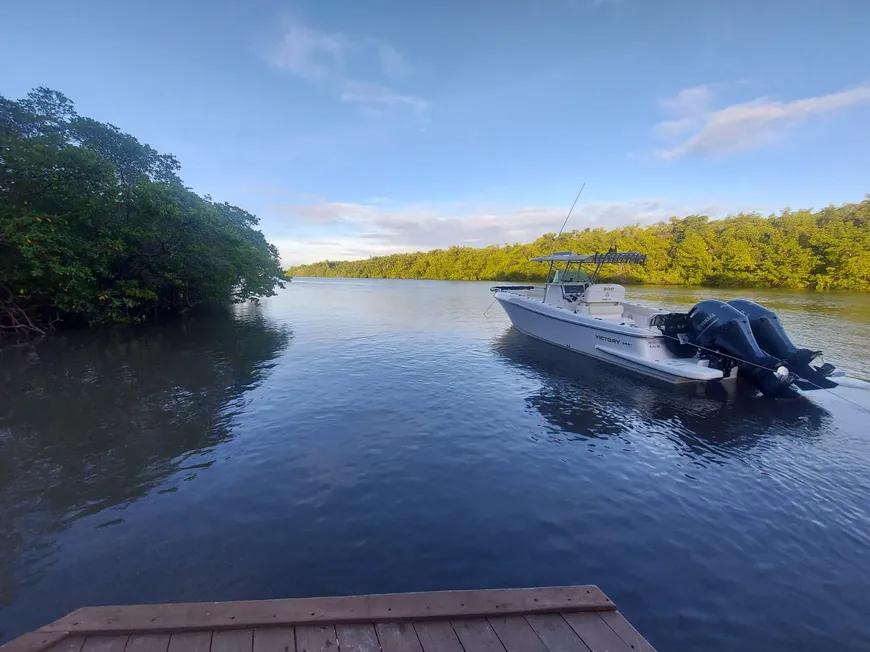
[{"left": 2, "top": 0, "right": 869, "bottom": 264}]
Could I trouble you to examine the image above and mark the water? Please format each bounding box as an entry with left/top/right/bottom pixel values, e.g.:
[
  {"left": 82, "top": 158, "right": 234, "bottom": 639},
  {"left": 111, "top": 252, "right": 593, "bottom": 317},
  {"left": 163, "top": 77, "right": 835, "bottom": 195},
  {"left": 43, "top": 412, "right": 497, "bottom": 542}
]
[{"left": 1, "top": 279, "right": 869, "bottom": 651}]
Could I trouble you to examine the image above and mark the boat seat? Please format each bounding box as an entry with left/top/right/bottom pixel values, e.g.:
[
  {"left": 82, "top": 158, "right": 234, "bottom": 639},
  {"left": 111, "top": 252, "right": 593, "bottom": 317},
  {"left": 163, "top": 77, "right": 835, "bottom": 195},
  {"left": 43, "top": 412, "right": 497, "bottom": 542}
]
[{"left": 586, "top": 302, "right": 624, "bottom": 319}]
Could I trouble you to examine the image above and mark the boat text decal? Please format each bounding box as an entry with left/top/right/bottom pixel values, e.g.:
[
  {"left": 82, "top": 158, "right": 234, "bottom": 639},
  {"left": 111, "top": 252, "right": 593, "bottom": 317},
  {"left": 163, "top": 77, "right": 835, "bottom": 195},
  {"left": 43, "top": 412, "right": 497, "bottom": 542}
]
[{"left": 595, "top": 334, "right": 632, "bottom": 347}]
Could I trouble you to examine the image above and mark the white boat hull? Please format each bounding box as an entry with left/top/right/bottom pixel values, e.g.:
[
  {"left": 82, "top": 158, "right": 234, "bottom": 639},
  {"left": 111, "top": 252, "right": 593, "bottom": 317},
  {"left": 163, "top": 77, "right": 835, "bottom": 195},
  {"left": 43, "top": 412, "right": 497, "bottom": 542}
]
[{"left": 495, "top": 292, "right": 728, "bottom": 384}]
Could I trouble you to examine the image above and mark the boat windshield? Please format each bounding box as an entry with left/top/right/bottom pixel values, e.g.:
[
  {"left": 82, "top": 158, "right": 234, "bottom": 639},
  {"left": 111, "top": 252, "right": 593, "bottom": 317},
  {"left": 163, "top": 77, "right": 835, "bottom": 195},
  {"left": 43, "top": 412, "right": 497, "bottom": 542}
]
[{"left": 551, "top": 263, "right": 591, "bottom": 284}]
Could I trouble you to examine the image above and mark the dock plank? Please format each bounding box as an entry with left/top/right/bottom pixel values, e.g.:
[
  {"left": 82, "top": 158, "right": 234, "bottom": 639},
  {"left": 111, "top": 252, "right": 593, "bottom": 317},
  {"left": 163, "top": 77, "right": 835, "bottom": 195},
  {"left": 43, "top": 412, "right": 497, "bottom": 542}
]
[
  {"left": 596, "top": 612, "right": 655, "bottom": 652},
  {"left": 488, "top": 616, "right": 548, "bottom": 652},
  {"left": 211, "top": 630, "right": 253, "bottom": 652},
  {"left": 335, "top": 624, "right": 378, "bottom": 652},
  {"left": 526, "top": 615, "right": 590, "bottom": 652},
  {"left": 295, "top": 625, "right": 337, "bottom": 652},
  {"left": 254, "top": 628, "right": 295, "bottom": 652},
  {"left": 43, "top": 587, "right": 613, "bottom": 633},
  {"left": 413, "top": 622, "right": 463, "bottom": 652},
  {"left": 167, "top": 632, "right": 212, "bottom": 652},
  {"left": 563, "top": 613, "right": 631, "bottom": 652},
  {"left": 80, "top": 638, "right": 128, "bottom": 652},
  {"left": 1, "top": 633, "right": 74, "bottom": 652},
  {"left": 44, "top": 638, "right": 85, "bottom": 652},
  {"left": 451, "top": 619, "right": 506, "bottom": 652},
  {"left": 2, "top": 587, "right": 656, "bottom": 652},
  {"left": 125, "top": 634, "right": 170, "bottom": 652},
  {"left": 375, "top": 623, "right": 423, "bottom": 652}
]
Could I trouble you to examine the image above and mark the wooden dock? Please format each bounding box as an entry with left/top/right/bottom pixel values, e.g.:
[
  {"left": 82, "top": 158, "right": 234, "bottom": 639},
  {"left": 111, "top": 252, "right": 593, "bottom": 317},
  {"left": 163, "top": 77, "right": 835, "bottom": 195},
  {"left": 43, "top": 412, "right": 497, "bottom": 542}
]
[{"left": 1, "top": 586, "right": 656, "bottom": 652}]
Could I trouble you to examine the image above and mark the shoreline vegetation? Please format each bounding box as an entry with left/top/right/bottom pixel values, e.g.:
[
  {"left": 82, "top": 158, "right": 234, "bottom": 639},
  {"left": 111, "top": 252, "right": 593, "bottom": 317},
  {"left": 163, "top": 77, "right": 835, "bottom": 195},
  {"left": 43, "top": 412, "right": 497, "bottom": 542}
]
[
  {"left": 1, "top": 88, "right": 284, "bottom": 338},
  {"left": 287, "top": 199, "right": 870, "bottom": 291}
]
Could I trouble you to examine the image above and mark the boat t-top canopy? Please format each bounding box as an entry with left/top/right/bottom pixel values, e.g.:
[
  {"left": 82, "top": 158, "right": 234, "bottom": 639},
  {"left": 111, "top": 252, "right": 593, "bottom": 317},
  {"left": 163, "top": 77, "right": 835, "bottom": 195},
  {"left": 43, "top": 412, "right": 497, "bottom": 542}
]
[{"left": 530, "top": 251, "right": 648, "bottom": 265}]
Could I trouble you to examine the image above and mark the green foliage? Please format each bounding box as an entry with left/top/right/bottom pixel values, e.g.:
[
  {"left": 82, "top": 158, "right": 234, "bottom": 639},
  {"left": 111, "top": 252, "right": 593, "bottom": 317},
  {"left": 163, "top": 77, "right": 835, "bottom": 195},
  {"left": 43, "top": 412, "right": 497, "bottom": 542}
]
[
  {"left": 1, "top": 87, "right": 284, "bottom": 335},
  {"left": 287, "top": 200, "right": 870, "bottom": 290}
]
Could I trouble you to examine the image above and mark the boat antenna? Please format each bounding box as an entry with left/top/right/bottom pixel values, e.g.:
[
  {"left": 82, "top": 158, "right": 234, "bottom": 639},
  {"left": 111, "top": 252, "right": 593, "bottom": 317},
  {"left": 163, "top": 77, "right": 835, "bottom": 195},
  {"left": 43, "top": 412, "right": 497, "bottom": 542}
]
[
  {"left": 486, "top": 183, "right": 586, "bottom": 317},
  {"left": 547, "top": 183, "right": 586, "bottom": 282},
  {"left": 552, "top": 183, "right": 586, "bottom": 250}
]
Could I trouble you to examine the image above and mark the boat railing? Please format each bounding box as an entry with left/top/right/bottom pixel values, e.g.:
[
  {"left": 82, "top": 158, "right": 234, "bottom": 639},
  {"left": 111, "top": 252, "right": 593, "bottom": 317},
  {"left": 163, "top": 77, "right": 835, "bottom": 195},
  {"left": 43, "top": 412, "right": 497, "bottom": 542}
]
[{"left": 490, "top": 285, "right": 538, "bottom": 292}]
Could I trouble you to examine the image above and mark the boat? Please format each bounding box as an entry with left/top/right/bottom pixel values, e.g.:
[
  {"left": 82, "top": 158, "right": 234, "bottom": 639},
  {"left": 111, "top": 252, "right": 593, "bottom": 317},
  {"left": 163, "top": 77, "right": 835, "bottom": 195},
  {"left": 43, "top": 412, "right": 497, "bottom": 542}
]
[{"left": 491, "top": 250, "right": 841, "bottom": 398}]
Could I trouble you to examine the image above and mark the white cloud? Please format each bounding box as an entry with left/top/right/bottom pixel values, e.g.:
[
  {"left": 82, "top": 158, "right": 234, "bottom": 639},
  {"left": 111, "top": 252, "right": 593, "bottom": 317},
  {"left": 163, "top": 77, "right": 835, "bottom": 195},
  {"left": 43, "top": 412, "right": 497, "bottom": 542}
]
[
  {"left": 656, "top": 84, "right": 870, "bottom": 159},
  {"left": 267, "top": 18, "right": 429, "bottom": 123},
  {"left": 655, "top": 85, "right": 712, "bottom": 138},
  {"left": 265, "top": 17, "right": 425, "bottom": 121},
  {"left": 268, "top": 21, "right": 350, "bottom": 82},
  {"left": 340, "top": 81, "right": 429, "bottom": 121},
  {"left": 660, "top": 85, "right": 713, "bottom": 116},
  {"left": 375, "top": 43, "right": 412, "bottom": 78},
  {"left": 270, "top": 198, "right": 724, "bottom": 265}
]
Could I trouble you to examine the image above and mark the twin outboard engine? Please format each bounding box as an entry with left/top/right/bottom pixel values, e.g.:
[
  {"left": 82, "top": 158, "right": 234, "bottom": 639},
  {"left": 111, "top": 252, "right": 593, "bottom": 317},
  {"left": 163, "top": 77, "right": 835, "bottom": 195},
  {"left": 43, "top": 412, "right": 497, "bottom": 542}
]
[
  {"left": 727, "top": 300, "right": 839, "bottom": 389},
  {"left": 656, "top": 298, "right": 842, "bottom": 397},
  {"left": 686, "top": 300, "right": 798, "bottom": 398}
]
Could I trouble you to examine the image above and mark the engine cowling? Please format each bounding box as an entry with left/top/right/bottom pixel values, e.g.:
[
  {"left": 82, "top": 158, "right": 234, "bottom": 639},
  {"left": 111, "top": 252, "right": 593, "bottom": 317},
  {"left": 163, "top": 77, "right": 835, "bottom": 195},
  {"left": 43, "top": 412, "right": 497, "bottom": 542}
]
[
  {"left": 728, "top": 299, "right": 838, "bottom": 389},
  {"left": 686, "top": 300, "right": 797, "bottom": 398}
]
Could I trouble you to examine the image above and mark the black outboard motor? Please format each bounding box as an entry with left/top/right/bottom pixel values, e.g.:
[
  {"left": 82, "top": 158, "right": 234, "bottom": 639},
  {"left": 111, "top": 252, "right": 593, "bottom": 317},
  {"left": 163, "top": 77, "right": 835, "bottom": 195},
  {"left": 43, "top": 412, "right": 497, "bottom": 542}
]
[
  {"left": 728, "top": 300, "right": 838, "bottom": 389},
  {"left": 687, "top": 300, "right": 798, "bottom": 398}
]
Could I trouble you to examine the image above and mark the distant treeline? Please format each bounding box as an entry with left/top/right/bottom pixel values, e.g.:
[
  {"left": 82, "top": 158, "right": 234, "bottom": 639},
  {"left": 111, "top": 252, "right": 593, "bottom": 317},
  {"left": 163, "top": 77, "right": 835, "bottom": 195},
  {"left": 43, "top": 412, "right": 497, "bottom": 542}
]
[{"left": 287, "top": 200, "right": 870, "bottom": 290}]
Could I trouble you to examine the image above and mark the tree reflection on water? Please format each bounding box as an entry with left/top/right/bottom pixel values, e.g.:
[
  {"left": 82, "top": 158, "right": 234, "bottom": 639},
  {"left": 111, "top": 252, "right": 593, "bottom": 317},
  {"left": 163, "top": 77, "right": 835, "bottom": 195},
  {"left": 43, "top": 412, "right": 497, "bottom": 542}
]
[{"left": 0, "top": 307, "right": 291, "bottom": 619}]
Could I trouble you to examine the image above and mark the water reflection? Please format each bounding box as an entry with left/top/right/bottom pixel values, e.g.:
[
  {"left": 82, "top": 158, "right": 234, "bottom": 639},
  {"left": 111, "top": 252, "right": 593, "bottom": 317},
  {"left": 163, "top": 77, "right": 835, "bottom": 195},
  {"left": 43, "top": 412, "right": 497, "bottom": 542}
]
[
  {"left": 492, "top": 329, "right": 831, "bottom": 460},
  {"left": 0, "top": 308, "right": 291, "bottom": 611}
]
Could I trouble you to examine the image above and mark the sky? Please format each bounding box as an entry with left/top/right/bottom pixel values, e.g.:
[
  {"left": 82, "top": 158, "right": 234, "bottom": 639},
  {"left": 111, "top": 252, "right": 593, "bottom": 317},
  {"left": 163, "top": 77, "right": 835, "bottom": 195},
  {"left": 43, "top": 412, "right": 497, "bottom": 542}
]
[{"left": 2, "top": 0, "right": 869, "bottom": 264}]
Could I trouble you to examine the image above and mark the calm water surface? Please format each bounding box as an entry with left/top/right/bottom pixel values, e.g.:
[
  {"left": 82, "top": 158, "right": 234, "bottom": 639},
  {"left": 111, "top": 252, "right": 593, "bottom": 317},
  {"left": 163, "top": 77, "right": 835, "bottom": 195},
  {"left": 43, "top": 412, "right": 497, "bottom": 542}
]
[{"left": 2, "top": 279, "right": 869, "bottom": 651}]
